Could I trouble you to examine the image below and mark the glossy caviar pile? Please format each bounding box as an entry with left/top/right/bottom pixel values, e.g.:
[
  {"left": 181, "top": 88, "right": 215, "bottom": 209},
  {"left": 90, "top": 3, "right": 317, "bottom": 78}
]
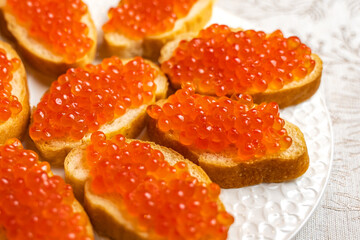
[
  {"left": 29, "top": 57, "right": 157, "bottom": 141},
  {"left": 5, "top": 0, "right": 93, "bottom": 63},
  {"left": 147, "top": 87, "right": 292, "bottom": 160},
  {"left": 103, "top": 0, "right": 198, "bottom": 39},
  {"left": 162, "top": 24, "right": 316, "bottom": 96},
  {"left": 0, "top": 48, "right": 22, "bottom": 123},
  {"left": 87, "top": 132, "right": 233, "bottom": 240},
  {"left": 0, "top": 139, "right": 91, "bottom": 240}
]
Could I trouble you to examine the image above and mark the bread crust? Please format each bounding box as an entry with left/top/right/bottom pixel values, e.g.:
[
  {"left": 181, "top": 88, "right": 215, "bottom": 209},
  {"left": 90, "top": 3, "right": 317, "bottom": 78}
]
[
  {"left": 159, "top": 31, "right": 323, "bottom": 108},
  {"left": 0, "top": 41, "right": 30, "bottom": 144},
  {"left": 65, "top": 138, "right": 223, "bottom": 240},
  {"left": 251, "top": 54, "right": 322, "bottom": 107},
  {"left": 103, "top": 0, "right": 215, "bottom": 62},
  {"left": 31, "top": 60, "right": 168, "bottom": 166},
  {"left": 33, "top": 105, "right": 149, "bottom": 166},
  {"left": 147, "top": 117, "right": 309, "bottom": 188},
  {"left": 0, "top": 3, "right": 97, "bottom": 76},
  {"left": 84, "top": 187, "right": 148, "bottom": 240}
]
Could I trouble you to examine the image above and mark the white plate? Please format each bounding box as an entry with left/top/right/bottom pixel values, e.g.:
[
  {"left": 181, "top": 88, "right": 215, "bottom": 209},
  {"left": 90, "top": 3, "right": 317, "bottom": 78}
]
[{"left": 0, "top": 2, "right": 333, "bottom": 240}]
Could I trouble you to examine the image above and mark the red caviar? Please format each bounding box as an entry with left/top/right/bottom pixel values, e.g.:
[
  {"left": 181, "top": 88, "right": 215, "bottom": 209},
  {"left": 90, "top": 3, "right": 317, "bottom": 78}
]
[
  {"left": 147, "top": 87, "right": 292, "bottom": 160},
  {"left": 0, "top": 139, "right": 91, "bottom": 240},
  {"left": 29, "top": 57, "right": 157, "bottom": 141},
  {"left": 162, "top": 24, "right": 316, "bottom": 96},
  {"left": 103, "top": 0, "right": 198, "bottom": 39},
  {"left": 5, "top": 0, "right": 93, "bottom": 63},
  {"left": 0, "top": 48, "right": 22, "bottom": 123},
  {"left": 87, "top": 132, "right": 233, "bottom": 240}
]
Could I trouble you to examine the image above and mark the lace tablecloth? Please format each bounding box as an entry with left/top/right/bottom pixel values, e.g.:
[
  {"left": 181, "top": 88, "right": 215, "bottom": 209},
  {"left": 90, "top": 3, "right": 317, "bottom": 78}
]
[{"left": 217, "top": 0, "right": 360, "bottom": 239}]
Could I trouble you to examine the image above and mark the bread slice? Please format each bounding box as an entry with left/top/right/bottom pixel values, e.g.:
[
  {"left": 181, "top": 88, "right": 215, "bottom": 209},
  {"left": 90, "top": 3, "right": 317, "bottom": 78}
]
[
  {"left": 0, "top": 0, "right": 97, "bottom": 76},
  {"left": 0, "top": 41, "right": 29, "bottom": 144},
  {"left": 31, "top": 60, "right": 168, "bottom": 166},
  {"left": 0, "top": 183, "right": 93, "bottom": 240},
  {"left": 104, "top": 0, "right": 215, "bottom": 62},
  {"left": 159, "top": 31, "right": 323, "bottom": 108},
  {"left": 64, "top": 137, "right": 227, "bottom": 239},
  {"left": 0, "top": 141, "right": 94, "bottom": 240},
  {"left": 147, "top": 108, "right": 309, "bottom": 188}
]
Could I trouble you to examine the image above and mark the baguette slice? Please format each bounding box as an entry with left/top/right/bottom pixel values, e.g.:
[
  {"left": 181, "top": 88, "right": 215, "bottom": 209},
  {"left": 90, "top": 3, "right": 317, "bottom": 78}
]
[
  {"left": 65, "top": 137, "right": 229, "bottom": 239},
  {"left": 31, "top": 59, "right": 168, "bottom": 166},
  {"left": 0, "top": 181, "right": 93, "bottom": 240},
  {"left": 147, "top": 101, "right": 309, "bottom": 189},
  {"left": 0, "top": 0, "right": 97, "bottom": 76},
  {"left": 0, "top": 41, "right": 29, "bottom": 144},
  {"left": 104, "top": 0, "right": 215, "bottom": 62},
  {"left": 0, "top": 139, "right": 94, "bottom": 240},
  {"left": 159, "top": 30, "right": 323, "bottom": 108}
]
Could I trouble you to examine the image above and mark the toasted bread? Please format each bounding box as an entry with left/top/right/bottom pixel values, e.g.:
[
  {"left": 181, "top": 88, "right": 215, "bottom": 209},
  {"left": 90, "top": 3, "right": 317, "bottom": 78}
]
[
  {"left": 31, "top": 59, "right": 168, "bottom": 166},
  {"left": 0, "top": 140, "right": 94, "bottom": 240},
  {"left": 0, "top": 41, "right": 29, "bottom": 144},
  {"left": 159, "top": 30, "right": 323, "bottom": 108},
  {"left": 65, "top": 137, "right": 229, "bottom": 239},
  {"left": 0, "top": 0, "right": 97, "bottom": 76},
  {"left": 0, "top": 182, "right": 93, "bottom": 240},
  {"left": 147, "top": 99, "right": 309, "bottom": 188},
  {"left": 103, "top": 0, "right": 214, "bottom": 62}
]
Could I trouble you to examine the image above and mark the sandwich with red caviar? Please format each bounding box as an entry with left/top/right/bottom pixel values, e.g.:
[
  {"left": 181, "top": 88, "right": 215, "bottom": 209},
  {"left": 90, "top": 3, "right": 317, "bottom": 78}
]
[
  {"left": 0, "top": 41, "right": 29, "bottom": 144},
  {"left": 160, "top": 24, "right": 323, "bottom": 107},
  {"left": 64, "top": 132, "right": 233, "bottom": 240},
  {"left": 0, "top": 0, "right": 97, "bottom": 75},
  {"left": 0, "top": 138, "right": 94, "bottom": 240},
  {"left": 103, "top": 0, "right": 215, "bottom": 61},
  {"left": 147, "top": 86, "right": 309, "bottom": 188},
  {"left": 29, "top": 56, "right": 168, "bottom": 165}
]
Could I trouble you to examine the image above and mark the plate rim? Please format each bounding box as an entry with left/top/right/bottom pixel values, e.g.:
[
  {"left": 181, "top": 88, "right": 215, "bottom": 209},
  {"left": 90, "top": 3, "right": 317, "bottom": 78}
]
[
  {"left": 212, "top": 7, "right": 334, "bottom": 240},
  {"left": 287, "top": 91, "right": 334, "bottom": 239}
]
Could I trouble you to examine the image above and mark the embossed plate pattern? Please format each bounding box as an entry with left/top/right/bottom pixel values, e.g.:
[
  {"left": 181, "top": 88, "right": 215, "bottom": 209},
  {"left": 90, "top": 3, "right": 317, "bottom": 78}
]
[
  {"left": 0, "top": 1, "right": 333, "bottom": 239},
  {"left": 221, "top": 91, "right": 333, "bottom": 240}
]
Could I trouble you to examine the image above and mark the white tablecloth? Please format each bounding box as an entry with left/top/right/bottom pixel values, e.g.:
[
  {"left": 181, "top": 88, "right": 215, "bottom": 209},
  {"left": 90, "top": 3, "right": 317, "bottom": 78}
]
[{"left": 217, "top": 0, "right": 360, "bottom": 239}]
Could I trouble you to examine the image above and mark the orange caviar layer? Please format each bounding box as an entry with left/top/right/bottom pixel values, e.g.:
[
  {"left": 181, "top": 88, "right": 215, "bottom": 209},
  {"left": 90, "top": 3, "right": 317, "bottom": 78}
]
[
  {"left": 0, "top": 139, "right": 91, "bottom": 240},
  {"left": 87, "top": 132, "right": 233, "bottom": 240},
  {"left": 162, "top": 24, "right": 316, "bottom": 96},
  {"left": 5, "top": 0, "right": 93, "bottom": 63},
  {"left": 0, "top": 48, "right": 22, "bottom": 123},
  {"left": 29, "top": 57, "right": 157, "bottom": 141},
  {"left": 147, "top": 87, "right": 292, "bottom": 160},
  {"left": 103, "top": 0, "right": 198, "bottom": 39}
]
